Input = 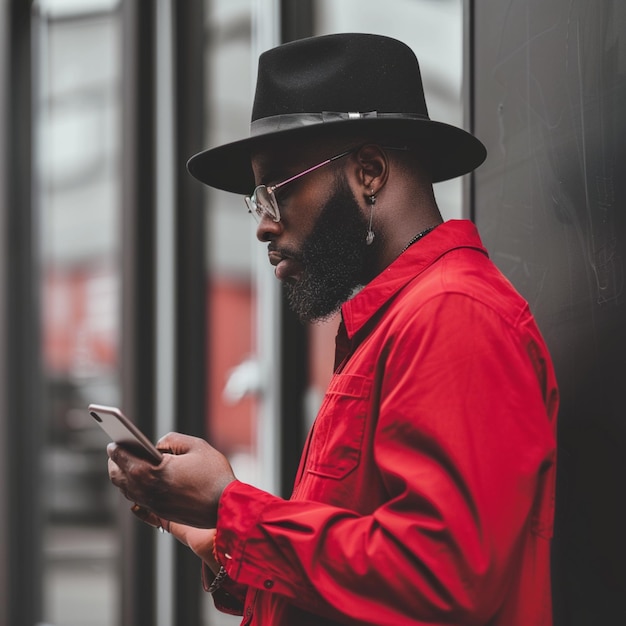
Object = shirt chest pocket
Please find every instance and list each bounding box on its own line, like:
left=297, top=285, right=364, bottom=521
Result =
left=306, top=374, right=371, bottom=480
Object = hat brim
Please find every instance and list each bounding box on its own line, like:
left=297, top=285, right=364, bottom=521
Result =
left=186, top=118, right=486, bottom=194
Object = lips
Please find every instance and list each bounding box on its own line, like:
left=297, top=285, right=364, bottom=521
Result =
left=268, top=249, right=303, bottom=282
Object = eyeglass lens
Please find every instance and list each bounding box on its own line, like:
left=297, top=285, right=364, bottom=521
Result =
left=246, top=186, right=280, bottom=223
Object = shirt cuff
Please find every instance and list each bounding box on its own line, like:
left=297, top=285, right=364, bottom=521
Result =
left=214, top=480, right=280, bottom=584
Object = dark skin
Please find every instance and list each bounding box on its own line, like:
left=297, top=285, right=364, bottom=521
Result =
left=107, top=140, right=443, bottom=572
left=108, top=433, right=230, bottom=574
left=254, top=140, right=442, bottom=278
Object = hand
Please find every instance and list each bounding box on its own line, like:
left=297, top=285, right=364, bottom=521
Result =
left=168, top=523, right=220, bottom=574
left=107, top=432, right=235, bottom=528
left=131, top=505, right=221, bottom=575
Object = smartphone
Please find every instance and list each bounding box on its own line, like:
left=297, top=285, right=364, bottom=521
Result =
left=88, top=403, right=163, bottom=464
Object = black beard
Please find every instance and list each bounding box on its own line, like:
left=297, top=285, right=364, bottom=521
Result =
left=284, top=176, right=372, bottom=323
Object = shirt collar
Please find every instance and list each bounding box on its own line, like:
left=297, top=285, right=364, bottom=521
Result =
left=340, top=220, right=488, bottom=339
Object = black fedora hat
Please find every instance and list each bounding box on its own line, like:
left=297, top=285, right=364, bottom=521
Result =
left=187, top=33, right=486, bottom=194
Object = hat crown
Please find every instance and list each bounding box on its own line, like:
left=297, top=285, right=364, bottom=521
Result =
left=251, top=33, right=429, bottom=122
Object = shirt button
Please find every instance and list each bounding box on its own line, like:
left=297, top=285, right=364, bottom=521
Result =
left=263, top=579, right=274, bottom=589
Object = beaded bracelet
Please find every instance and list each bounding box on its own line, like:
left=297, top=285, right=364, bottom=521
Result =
left=207, top=566, right=228, bottom=594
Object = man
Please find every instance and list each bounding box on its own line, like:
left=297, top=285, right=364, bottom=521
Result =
left=108, top=33, right=558, bottom=625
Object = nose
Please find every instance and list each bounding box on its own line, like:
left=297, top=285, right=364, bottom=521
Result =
left=256, top=214, right=283, bottom=242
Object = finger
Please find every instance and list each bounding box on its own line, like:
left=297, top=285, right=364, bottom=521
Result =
left=156, top=432, right=196, bottom=455
left=107, top=441, right=150, bottom=473
left=107, top=442, right=134, bottom=468
left=131, top=504, right=165, bottom=529
left=107, top=457, right=123, bottom=483
left=108, top=458, right=136, bottom=502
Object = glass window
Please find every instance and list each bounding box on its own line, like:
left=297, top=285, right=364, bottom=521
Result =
left=34, top=2, right=122, bottom=625
left=204, top=0, right=257, bottom=483
left=202, top=0, right=257, bottom=623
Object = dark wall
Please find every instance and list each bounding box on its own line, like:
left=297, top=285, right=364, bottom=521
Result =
left=472, top=1, right=626, bottom=624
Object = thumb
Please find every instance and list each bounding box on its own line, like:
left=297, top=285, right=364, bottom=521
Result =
left=156, top=431, right=197, bottom=455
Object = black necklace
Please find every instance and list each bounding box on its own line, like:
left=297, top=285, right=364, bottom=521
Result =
left=400, top=225, right=438, bottom=254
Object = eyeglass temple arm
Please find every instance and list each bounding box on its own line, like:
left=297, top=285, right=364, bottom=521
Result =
left=268, top=149, right=354, bottom=193
left=267, top=146, right=408, bottom=194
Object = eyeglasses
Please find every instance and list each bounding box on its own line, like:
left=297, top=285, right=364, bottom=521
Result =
left=244, top=149, right=354, bottom=223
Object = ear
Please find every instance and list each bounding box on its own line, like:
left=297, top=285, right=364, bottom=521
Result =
left=352, top=144, right=389, bottom=200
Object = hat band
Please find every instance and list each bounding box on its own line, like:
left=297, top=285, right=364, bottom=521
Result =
left=250, top=111, right=431, bottom=136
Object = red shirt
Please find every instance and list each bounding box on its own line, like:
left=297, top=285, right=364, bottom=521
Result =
left=212, top=220, right=558, bottom=626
